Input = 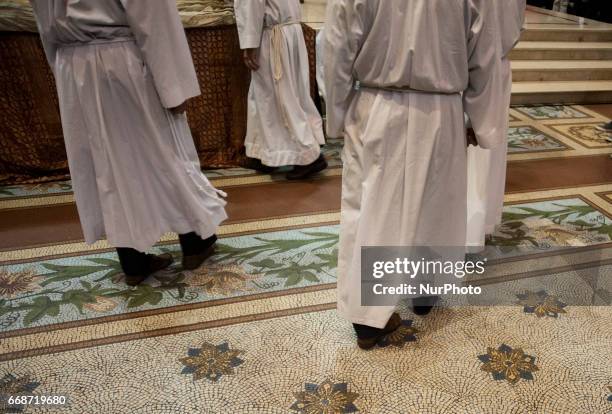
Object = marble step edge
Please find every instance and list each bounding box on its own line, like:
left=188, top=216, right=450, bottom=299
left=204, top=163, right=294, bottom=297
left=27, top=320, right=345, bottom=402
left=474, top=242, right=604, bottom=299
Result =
left=510, top=80, right=612, bottom=105
left=521, top=28, right=612, bottom=42
left=509, top=49, right=612, bottom=61
left=511, top=80, right=612, bottom=93
left=511, top=61, right=612, bottom=81
left=514, top=41, right=612, bottom=50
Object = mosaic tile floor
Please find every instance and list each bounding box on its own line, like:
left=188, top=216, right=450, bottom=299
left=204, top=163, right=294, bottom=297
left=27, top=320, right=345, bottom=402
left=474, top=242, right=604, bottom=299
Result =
left=2, top=304, right=611, bottom=413
left=0, top=104, right=611, bottom=413
left=507, top=125, right=568, bottom=153
left=1, top=196, right=610, bottom=333
left=507, top=105, right=612, bottom=162
left=0, top=183, right=611, bottom=412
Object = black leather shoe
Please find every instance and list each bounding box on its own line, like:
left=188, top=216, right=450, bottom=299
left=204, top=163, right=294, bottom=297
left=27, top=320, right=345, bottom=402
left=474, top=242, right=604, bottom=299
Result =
left=125, top=253, right=174, bottom=286
left=354, top=313, right=402, bottom=350
left=286, top=154, right=327, bottom=180
left=246, top=157, right=277, bottom=174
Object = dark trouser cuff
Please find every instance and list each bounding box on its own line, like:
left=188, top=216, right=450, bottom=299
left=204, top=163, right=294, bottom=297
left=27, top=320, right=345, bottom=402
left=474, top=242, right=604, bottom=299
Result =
left=116, top=247, right=149, bottom=276
left=179, top=232, right=216, bottom=256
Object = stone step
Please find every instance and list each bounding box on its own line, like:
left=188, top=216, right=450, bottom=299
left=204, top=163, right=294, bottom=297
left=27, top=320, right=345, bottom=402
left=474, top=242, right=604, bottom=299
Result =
left=510, top=41, right=612, bottom=60
left=511, top=80, right=612, bottom=105
left=511, top=60, right=612, bottom=82
left=521, top=27, right=612, bottom=42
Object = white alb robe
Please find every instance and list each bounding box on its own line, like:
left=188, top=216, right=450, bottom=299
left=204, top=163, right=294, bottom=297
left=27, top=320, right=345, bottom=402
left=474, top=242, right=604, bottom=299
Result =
left=234, top=0, right=325, bottom=167
left=30, top=0, right=227, bottom=252
left=324, top=0, right=504, bottom=328
left=466, top=0, right=526, bottom=251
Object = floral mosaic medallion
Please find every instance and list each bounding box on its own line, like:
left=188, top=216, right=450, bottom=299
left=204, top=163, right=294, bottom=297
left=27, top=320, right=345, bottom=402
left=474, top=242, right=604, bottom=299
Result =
left=81, top=295, right=119, bottom=313
left=507, top=126, right=567, bottom=153
left=478, top=344, right=539, bottom=385
left=0, top=268, right=43, bottom=299
left=0, top=374, right=41, bottom=413
left=516, top=290, right=567, bottom=318
left=488, top=198, right=611, bottom=257
left=179, top=341, right=244, bottom=382
left=290, top=380, right=360, bottom=414
left=551, top=123, right=612, bottom=149
left=378, top=320, right=418, bottom=348
left=185, top=264, right=261, bottom=296
left=514, top=105, right=589, bottom=120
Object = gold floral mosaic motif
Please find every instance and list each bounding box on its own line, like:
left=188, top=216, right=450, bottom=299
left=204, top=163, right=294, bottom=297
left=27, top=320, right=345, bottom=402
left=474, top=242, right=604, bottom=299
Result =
left=550, top=123, right=612, bottom=149
left=491, top=199, right=611, bottom=252
left=290, top=380, right=360, bottom=414
left=82, top=296, right=119, bottom=313
left=179, top=341, right=244, bottom=383
left=185, top=264, right=260, bottom=296
left=528, top=218, right=608, bottom=247
left=0, top=374, right=40, bottom=413
left=0, top=268, right=42, bottom=298
left=378, top=320, right=419, bottom=348
left=507, top=126, right=567, bottom=153
left=516, top=290, right=567, bottom=318
left=21, top=181, right=72, bottom=194
left=479, top=344, right=539, bottom=385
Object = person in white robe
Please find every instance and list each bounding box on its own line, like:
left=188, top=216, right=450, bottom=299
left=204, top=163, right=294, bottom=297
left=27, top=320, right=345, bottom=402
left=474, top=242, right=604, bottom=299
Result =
left=234, top=0, right=327, bottom=180
left=466, top=0, right=526, bottom=252
left=323, top=0, right=504, bottom=348
left=29, top=0, right=228, bottom=285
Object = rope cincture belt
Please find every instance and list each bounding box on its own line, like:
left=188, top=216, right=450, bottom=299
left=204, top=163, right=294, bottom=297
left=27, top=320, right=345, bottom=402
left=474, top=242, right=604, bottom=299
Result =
left=58, top=36, right=135, bottom=49
left=265, top=20, right=300, bottom=130
left=355, top=81, right=460, bottom=95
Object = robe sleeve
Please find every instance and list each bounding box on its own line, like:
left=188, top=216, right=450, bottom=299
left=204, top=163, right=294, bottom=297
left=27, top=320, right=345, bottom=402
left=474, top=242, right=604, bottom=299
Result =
left=29, top=0, right=58, bottom=70
left=463, top=0, right=504, bottom=150
left=322, top=0, right=368, bottom=138
left=500, top=0, right=526, bottom=58
left=234, top=0, right=266, bottom=49
left=120, top=0, right=200, bottom=109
